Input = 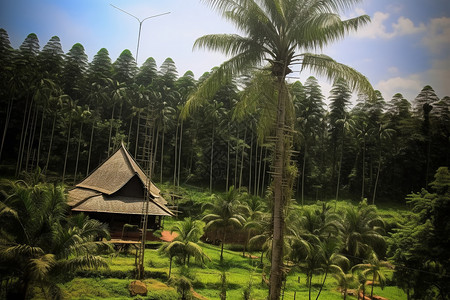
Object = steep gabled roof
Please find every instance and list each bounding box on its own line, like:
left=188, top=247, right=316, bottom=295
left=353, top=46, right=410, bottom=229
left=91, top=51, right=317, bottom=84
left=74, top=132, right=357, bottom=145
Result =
left=68, top=144, right=173, bottom=216
left=76, top=144, right=161, bottom=198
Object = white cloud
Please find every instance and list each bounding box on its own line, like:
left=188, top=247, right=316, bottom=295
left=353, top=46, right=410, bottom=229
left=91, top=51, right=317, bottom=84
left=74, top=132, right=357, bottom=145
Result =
left=354, top=12, right=425, bottom=39
left=376, top=75, right=423, bottom=101
left=422, top=17, right=450, bottom=55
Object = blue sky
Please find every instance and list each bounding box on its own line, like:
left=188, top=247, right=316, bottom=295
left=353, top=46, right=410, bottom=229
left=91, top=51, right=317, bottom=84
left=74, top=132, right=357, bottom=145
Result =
left=1, top=0, right=449, bottom=105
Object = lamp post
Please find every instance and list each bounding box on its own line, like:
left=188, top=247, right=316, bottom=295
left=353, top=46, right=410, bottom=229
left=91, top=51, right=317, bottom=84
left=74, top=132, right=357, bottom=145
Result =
left=111, top=4, right=170, bottom=63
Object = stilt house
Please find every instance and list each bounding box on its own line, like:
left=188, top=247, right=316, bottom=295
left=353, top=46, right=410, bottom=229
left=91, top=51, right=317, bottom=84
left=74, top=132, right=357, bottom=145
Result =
left=68, top=144, right=173, bottom=241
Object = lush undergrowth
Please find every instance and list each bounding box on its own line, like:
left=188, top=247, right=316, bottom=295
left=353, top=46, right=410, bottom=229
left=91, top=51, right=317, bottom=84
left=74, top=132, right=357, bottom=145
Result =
left=58, top=241, right=407, bottom=299
left=50, top=184, right=409, bottom=299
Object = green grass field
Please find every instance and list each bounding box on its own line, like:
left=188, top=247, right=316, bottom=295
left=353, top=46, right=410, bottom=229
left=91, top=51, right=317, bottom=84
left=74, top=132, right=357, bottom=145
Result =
left=58, top=239, right=407, bottom=299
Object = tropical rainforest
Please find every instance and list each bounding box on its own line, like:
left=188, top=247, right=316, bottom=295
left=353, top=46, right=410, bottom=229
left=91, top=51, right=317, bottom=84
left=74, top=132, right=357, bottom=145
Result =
left=0, top=0, right=449, bottom=299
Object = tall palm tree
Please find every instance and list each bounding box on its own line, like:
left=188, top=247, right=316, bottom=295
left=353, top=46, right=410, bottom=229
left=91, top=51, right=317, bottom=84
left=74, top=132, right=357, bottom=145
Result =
left=202, top=185, right=246, bottom=261
left=183, top=1, right=373, bottom=298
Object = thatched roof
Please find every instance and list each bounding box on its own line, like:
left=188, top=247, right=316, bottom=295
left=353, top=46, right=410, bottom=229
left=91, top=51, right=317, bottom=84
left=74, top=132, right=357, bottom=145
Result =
left=68, top=144, right=173, bottom=216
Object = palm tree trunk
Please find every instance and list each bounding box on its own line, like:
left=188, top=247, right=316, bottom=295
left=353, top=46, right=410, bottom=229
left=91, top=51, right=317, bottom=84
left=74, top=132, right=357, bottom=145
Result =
left=177, top=120, right=183, bottom=187
left=248, top=131, right=253, bottom=192
left=160, top=127, right=165, bottom=183
left=234, top=129, right=239, bottom=187
left=86, top=116, right=95, bottom=176
left=44, top=113, right=56, bottom=173
left=210, top=122, right=215, bottom=192
left=254, top=140, right=259, bottom=195
left=169, top=256, right=173, bottom=278
left=301, top=143, right=307, bottom=206
left=257, top=144, right=263, bottom=196
left=62, top=110, right=73, bottom=184
left=315, top=268, right=328, bottom=300
left=269, top=78, right=288, bottom=300
left=361, top=139, right=366, bottom=200
left=36, top=105, right=46, bottom=168
left=372, top=149, right=382, bottom=205
left=135, top=111, right=141, bottom=157
left=173, top=121, right=179, bottom=187
left=16, top=96, right=31, bottom=176
left=153, top=127, right=159, bottom=176
left=107, top=103, right=116, bottom=157
left=370, top=272, right=375, bottom=299
left=239, top=127, right=247, bottom=189
left=261, top=146, right=268, bottom=197
left=226, top=123, right=230, bottom=192
left=0, top=97, right=14, bottom=163
left=336, top=127, right=345, bottom=201
left=220, top=230, right=226, bottom=262
left=73, top=121, right=83, bottom=184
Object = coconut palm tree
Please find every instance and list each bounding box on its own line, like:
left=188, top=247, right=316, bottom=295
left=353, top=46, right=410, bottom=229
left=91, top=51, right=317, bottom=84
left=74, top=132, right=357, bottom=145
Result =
left=333, top=267, right=355, bottom=300
left=352, top=251, right=392, bottom=299
left=202, top=185, right=246, bottom=261
left=342, top=200, right=385, bottom=264
left=158, top=217, right=209, bottom=278
left=183, top=1, right=373, bottom=297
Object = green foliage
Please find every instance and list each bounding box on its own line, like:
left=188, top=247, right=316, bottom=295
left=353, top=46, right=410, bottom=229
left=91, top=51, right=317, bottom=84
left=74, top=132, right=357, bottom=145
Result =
left=389, top=167, right=450, bottom=299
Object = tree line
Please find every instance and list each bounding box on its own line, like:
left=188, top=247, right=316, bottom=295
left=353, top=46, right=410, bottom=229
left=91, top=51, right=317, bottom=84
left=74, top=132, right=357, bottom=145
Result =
left=0, top=28, right=449, bottom=203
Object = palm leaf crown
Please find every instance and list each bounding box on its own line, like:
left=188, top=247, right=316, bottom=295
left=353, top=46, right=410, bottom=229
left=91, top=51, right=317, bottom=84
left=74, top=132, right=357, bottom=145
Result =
left=184, top=0, right=373, bottom=116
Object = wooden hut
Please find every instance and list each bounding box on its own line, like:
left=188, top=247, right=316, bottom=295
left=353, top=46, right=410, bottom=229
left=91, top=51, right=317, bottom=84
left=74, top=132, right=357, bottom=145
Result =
left=68, top=144, right=173, bottom=241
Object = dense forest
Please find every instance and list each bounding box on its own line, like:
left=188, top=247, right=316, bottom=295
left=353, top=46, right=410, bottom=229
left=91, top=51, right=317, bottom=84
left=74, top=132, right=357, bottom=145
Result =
left=0, top=28, right=448, bottom=204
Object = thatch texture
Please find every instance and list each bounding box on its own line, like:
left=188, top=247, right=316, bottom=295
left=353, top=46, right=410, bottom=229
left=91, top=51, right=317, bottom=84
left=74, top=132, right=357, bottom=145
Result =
left=68, top=144, right=172, bottom=216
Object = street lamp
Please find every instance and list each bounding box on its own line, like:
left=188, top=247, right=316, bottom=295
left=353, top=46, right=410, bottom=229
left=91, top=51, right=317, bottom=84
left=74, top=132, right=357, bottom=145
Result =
left=110, top=4, right=170, bottom=63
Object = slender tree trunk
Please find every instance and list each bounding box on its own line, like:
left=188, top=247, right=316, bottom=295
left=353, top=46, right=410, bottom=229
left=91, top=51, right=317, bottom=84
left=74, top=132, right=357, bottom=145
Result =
left=73, top=121, right=83, bottom=185
left=169, top=256, right=172, bottom=278
left=315, top=268, right=328, bottom=300
left=0, top=97, right=14, bottom=163
left=254, top=140, right=259, bottom=195
left=336, top=136, right=344, bottom=202
left=26, top=102, right=39, bottom=171
left=127, top=114, right=133, bottom=146
left=62, top=110, right=73, bottom=184
left=370, top=272, right=375, bottom=299
left=135, top=111, right=141, bottom=157
left=372, top=148, right=382, bottom=205
left=361, top=139, right=366, bottom=200
left=173, top=121, right=179, bottom=187
left=239, top=127, right=247, bottom=189
left=257, top=144, right=263, bottom=197
left=261, top=146, right=268, bottom=197
left=220, top=230, right=226, bottom=262
left=248, top=131, right=253, bottom=192
left=226, top=123, right=230, bottom=192
left=36, top=104, right=46, bottom=168
left=107, top=103, right=116, bottom=157
left=86, top=116, right=95, bottom=176
left=153, top=127, right=159, bottom=176
left=16, top=97, right=30, bottom=176
left=210, top=122, right=215, bottom=192
left=44, top=113, right=56, bottom=173
left=177, top=120, right=183, bottom=188
left=160, top=127, right=165, bottom=183
left=269, top=78, right=288, bottom=300
left=301, top=143, right=307, bottom=206
left=234, top=129, right=239, bottom=187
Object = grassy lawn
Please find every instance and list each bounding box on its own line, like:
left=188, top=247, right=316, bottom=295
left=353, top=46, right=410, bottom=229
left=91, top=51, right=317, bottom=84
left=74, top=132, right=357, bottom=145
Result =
left=58, top=238, right=406, bottom=299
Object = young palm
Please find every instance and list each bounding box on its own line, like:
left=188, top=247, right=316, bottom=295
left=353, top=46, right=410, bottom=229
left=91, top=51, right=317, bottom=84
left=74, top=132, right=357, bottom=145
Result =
left=0, top=180, right=110, bottom=299
left=159, top=217, right=210, bottom=278
left=352, top=251, right=392, bottom=299
left=183, top=1, right=373, bottom=298
left=202, top=185, right=246, bottom=261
